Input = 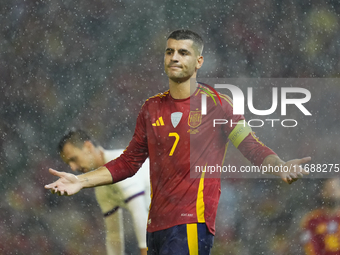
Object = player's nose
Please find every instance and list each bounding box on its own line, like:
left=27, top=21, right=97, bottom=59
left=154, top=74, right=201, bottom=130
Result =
left=69, top=162, right=79, bottom=172
left=171, top=51, right=180, bottom=61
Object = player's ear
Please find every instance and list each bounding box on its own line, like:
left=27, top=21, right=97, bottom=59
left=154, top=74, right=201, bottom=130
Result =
left=196, top=55, right=204, bottom=70
left=83, top=140, right=95, bottom=151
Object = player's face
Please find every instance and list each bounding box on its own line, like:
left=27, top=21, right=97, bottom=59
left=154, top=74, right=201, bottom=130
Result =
left=60, top=142, right=97, bottom=173
left=164, top=39, right=203, bottom=82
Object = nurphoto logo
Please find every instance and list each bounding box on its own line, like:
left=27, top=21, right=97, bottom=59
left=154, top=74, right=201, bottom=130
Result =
left=200, top=83, right=312, bottom=128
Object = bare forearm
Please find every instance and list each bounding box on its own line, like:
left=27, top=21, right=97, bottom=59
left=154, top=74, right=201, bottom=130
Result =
left=78, top=166, right=113, bottom=188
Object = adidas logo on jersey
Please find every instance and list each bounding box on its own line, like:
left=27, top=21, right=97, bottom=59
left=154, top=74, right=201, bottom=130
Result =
left=152, top=117, right=164, bottom=126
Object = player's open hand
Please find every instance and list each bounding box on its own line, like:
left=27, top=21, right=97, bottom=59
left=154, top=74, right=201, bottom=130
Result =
left=44, top=168, right=83, bottom=196
left=279, top=157, right=311, bottom=184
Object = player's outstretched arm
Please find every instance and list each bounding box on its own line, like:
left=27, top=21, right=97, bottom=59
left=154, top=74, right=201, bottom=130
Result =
left=262, top=155, right=311, bottom=184
left=44, top=166, right=113, bottom=196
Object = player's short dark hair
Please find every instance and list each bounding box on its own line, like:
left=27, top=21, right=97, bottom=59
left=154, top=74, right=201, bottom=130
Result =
left=167, top=29, right=204, bottom=55
left=58, top=128, right=97, bottom=153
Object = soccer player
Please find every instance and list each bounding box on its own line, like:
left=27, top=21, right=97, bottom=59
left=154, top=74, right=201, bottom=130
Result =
left=45, top=29, right=310, bottom=254
left=58, top=129, right=150, bottom=255
left=300, top=179, right=340, bottom=255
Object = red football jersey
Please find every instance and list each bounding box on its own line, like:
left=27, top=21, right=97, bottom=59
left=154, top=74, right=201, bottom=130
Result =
left=105, top=84, right=275, bottom=234
left=301, top=209, right=340, bottom=255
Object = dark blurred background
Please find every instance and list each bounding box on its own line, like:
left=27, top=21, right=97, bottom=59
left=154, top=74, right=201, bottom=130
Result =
left=1, top=0, right=340, bottom=254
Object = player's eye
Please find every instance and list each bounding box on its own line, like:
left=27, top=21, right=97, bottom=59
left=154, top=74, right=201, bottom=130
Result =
left=179, top=50, right=189, bottom=56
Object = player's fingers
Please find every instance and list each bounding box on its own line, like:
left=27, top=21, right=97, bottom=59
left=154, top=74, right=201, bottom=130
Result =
left=297, top=157, right=312, bottom=165
left=300, top=166, right=310, bottom=175
left=297, top=168, right=307, bottom=177
left=49, top=168, right=67, bottom=178
left=286, top=177, right=293, bottom=184
left=302, top=167, right=310, bottom=175
left=284, top=171, right=301, bottom=184
left=291, top=167, right=307, bottom=179
left=294, top=163, right=310, bottom=177
left=59, top=190, right=69, bottom=196
left=297, top=172, right=304, bottom=177
left=294, top=165, right=304, bottom=176
left=288, top=176, right=298, bottom=184
left=45, top=181, right=58, bottom=189
left=289, top=172, right=298, bottom=179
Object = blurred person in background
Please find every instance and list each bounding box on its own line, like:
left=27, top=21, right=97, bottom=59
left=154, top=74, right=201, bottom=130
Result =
left=300, top=178, right=340, bottom=255
left=58, top=128, right=150, bottom=255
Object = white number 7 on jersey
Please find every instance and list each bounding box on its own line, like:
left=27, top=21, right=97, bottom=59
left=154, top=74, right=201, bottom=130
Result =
left=168, top=132, right=180, bottom=156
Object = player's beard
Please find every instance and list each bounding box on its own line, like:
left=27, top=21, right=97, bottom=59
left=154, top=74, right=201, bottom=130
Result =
left=165, top=66, right=195, bottom=83
left=169, top=74, right=190, bottom=83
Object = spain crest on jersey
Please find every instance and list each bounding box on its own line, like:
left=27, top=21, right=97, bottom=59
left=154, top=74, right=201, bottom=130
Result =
left=188, top=110, right=202, bottom=128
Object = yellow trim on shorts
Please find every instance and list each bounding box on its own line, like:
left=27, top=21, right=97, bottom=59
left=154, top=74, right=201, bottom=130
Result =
left=187, top=223, right=199, bottom=255
left=228, top=120, right=252, bottom=148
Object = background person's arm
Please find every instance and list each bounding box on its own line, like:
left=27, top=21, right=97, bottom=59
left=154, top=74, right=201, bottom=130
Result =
left=125, top=195, right=148, bottom=255
left=95, top=186, right=125, bottom=255
left=103, top=208, right=125, bottom=255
